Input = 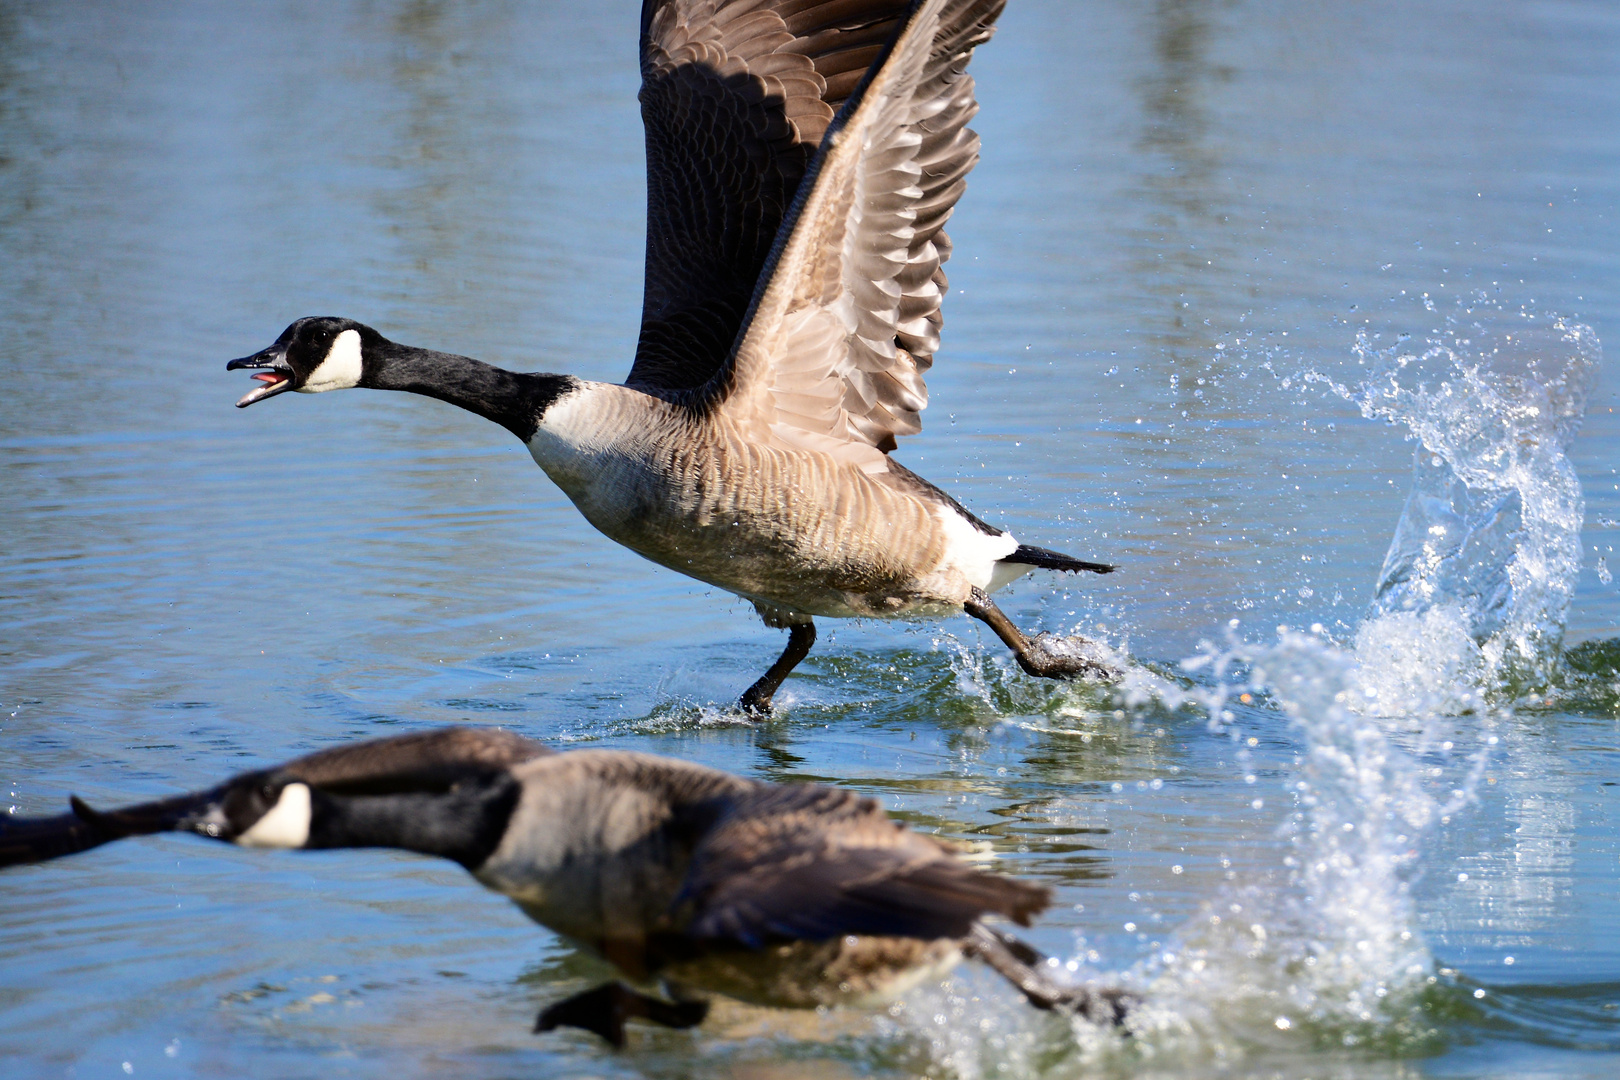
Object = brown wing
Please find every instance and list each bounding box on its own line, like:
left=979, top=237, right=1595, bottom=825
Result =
left=628, top=0, right=914, bottom=392
left=674, top=781, right=1048, bottom=946
left=697, top=0, right=1004, bottom=469
left=276, top=726, right=551, bottom=794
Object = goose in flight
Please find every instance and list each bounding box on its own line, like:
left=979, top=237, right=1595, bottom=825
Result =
left=0, top=727, right=1128, bottom=1044
left=228, top=0, right=1117, bottom=712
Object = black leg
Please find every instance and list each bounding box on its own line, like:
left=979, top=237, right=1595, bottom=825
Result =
left=963, top=588, right=1118, bottom=680
left=964, top=925, right=1133, bottom=1026
left=535, top=982, right=710, bottom=1048
left=738, top=621, right=816, bottom=715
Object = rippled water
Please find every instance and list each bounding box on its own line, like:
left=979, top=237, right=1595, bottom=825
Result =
left=3, top=2, right=1618, bottom=1078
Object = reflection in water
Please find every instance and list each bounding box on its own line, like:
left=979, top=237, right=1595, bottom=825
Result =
left=376, top=1, right=513, bottom=308
left=1127, top=0, right=1240, bottom=359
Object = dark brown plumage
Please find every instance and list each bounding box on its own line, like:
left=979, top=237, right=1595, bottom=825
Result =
left=632, top=0, right=1004, bottom=454
left=630, top=0, right=918, bottom=392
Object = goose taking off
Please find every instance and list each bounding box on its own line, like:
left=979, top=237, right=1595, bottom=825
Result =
left=228, top=0, right=1117, bottom=713
left=0, top=727, right=1128, bottom=1045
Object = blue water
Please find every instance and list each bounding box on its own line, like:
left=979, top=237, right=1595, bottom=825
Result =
left=2, top=2, right=1618, bottom=1077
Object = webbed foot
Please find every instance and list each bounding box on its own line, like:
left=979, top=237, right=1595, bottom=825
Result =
left=1016, top=632, right=1120, bottom=681
left=964, top=588, right=1122, bottom=682
left=535, top=982, right=709, bottom=1048
left=737, top=621, right=816, bottom=716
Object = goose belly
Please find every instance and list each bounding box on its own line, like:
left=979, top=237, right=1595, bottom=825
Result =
left=530, top=407, right=1000, bottom=618
left=660, top=935, right=963, bottom=1010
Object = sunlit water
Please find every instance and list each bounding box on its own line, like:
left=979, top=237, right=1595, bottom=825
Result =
left=3, top=3, right=1618, bottom=1078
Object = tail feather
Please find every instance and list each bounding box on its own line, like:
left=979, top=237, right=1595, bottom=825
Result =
left=1002, top=545, right=1115, bottom=575
left=964, top=923, right=1132, bottom=1025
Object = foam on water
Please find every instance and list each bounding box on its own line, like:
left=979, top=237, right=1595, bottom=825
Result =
left=1116, top=630, right=1484, bottom=1063
left=1126, top=308, right=1594, bottom=1062
left=1335, top=302, right=1599, bottom=693
left=895, top=305, right=1601, bottom=1076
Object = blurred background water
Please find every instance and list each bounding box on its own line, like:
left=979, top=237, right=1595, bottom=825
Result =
left=2, top=1, right=1618, bottom=1077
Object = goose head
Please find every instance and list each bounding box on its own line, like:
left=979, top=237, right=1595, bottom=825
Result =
left=68, top=772, right=315, bottom=850
left=227, top=316, right=374, bottom=408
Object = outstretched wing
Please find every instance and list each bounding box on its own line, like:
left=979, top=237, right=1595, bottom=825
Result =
left=629, top=0, right=914, bottom=392
left=673, top=781, right=1047, bottom=947
left=697, top=0, right=1004, bottom=471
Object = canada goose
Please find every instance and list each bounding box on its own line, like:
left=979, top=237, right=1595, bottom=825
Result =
left=228, top=0, right=1118, bottom=713
left=1, top=727, right=1127, bottom=1045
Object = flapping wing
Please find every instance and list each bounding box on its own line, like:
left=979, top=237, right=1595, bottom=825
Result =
left=629, top=0, right=914, bottom=392
left=699, top=0, right=1004, bottom=471
left=674, top=781, right=1048, bottom=947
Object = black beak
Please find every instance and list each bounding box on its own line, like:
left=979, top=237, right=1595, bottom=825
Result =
left=227, top=345, right=295, bottom=408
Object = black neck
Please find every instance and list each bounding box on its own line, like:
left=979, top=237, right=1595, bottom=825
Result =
left=363, top=335, right=575, bottom=441
left=304, top=775, right=521, bottom=870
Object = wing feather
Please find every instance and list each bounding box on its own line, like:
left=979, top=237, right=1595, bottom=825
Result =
left=629, top=1, right=913, bottom=393
left=699, top=0, right=1005, bottom=468
left=674, top=782, right=1049, bottom=947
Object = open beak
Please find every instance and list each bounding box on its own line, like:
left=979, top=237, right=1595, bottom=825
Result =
left=226, top=345, right=296, bottom=408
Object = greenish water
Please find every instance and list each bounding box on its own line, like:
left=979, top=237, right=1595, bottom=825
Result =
left=2, top=2, right=1618, bottom=1077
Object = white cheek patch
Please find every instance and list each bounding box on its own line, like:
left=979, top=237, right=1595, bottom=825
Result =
left=236, top=783, right=313, bottom=849
left=297, top=329, right=363, bottom=394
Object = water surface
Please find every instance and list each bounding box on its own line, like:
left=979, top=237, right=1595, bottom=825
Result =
left=2, top=2, right=1618, bottom=1077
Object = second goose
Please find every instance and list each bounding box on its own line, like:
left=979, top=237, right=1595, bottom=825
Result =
left=1, top=726, right=1128, bottom=1045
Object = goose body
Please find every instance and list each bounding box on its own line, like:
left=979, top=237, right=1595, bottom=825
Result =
left=227, top=0, right=1119, bottom=708
left=0, top=727, right=1126, bottom=1043
left=531, top=379, right=1021, bottom=622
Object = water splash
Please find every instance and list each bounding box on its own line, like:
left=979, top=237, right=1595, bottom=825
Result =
left=1333, top=306, right=1599, bottom=690
left=987, top=303, right=1599, bottom=1071
left=1122, top=307, right=1598, bottom=1051
left=1072, top=630, right=1474, bottom=1069
left=883, top=301, right=1601, bottom=1076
